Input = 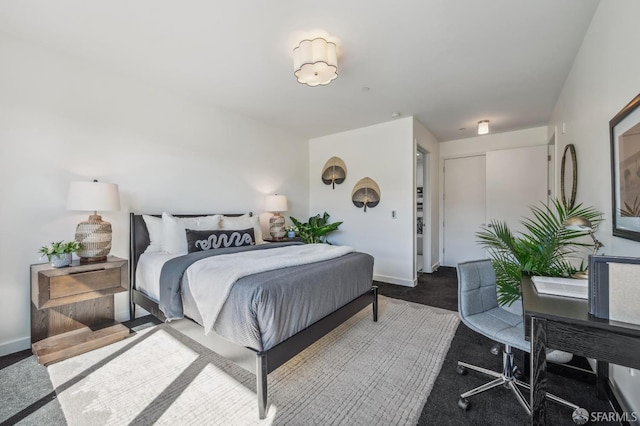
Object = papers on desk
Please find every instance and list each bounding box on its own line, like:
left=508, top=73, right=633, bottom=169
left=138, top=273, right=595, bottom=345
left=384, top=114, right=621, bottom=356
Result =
left=531, top=276, right=588, bottom=299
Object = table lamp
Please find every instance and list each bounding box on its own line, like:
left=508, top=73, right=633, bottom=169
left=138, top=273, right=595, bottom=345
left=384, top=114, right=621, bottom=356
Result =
left=67, top=180, right=120, bottom=263
left=265, top=194, right=288, bottom=240
left=563, top=216, right=603, bottom=278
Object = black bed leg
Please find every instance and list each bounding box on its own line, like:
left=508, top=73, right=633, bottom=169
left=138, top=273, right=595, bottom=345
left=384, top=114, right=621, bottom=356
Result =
left=372, top=285, right=378, bottom=322
left=129, top=296, right=135, bottom=322
left=256, top=354, right=268, bottom=419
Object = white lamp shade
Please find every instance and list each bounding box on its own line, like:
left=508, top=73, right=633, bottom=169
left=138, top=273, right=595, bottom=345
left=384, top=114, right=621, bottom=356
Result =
left=265, top=194, right=288, bottom=212
left=478, top=120, right=490, bottom=135
left=67, top=181, right=120, bottom=212
left=293, top=38, right=338, bottom=87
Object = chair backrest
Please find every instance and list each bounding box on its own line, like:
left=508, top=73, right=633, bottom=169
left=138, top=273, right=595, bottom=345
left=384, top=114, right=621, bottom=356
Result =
left=457, top=259, right=499, bottom=319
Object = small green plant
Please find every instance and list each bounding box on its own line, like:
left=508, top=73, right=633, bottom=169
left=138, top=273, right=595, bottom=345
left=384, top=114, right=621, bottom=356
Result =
left=286, top=225, right=299, bottom=233
left=38, top=240, right=80, bottom=262
left=290, top=212, right=342, bottom=244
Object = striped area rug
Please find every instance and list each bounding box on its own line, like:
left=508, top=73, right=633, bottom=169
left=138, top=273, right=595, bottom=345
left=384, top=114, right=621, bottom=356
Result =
left=48, top=296, right=459, bottom=425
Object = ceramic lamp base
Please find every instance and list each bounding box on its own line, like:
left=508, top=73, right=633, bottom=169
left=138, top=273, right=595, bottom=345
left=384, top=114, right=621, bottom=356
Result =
left=75, top=214, right=112, bottom=262
left=269, top=213, right=286, bottom=239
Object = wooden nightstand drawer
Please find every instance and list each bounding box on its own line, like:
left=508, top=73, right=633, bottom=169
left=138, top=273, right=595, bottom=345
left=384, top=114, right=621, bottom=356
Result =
left=49, top=267, right=121, bottom=299
left=31, top=256, right=128, bottom=309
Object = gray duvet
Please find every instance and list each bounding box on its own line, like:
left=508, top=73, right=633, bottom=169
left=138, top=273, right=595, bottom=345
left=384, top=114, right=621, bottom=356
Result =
left=159, top=243, right=374, bottom=352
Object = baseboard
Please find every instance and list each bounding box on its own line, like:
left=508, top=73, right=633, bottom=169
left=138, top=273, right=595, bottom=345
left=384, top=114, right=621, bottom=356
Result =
left=115, top=307, right=131, bottom=323
left=0, top=336, right=30, bottom=357
left=373, top=274, right=415, bottom=287
left=431, top=262, right=440, bottom=272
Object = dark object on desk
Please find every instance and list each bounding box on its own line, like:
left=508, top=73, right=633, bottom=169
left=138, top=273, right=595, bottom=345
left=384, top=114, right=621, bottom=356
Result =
left=589, top=254, right=640, bottom=319
left=455, top=260, right=583, bottom=421
left=522, top=275, right=640, bottom=425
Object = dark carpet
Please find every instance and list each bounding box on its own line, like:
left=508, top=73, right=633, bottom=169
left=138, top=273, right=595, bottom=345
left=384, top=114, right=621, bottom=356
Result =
left=377, top=267, right=617, bottom=426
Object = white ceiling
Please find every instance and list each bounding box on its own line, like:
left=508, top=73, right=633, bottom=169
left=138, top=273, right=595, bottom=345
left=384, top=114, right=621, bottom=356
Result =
left=0, top=0, right=599, bottom=142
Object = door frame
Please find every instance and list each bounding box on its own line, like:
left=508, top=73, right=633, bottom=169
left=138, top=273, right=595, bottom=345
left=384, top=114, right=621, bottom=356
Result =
left=547, top=129, right=557, bottom=205
left=441, top=154, right=487, bottom=267
left=416, top=145, right=431, bottom=277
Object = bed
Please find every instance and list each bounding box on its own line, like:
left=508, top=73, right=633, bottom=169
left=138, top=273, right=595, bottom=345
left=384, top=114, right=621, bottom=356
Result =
left=129, top=212, right=378, bottom=419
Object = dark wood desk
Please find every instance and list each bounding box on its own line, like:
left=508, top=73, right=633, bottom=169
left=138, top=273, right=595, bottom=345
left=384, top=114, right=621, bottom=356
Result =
left=521, top=276, right=640, bottom=425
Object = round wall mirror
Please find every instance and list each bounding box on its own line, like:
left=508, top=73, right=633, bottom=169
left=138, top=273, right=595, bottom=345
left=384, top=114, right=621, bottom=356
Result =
left=560, top=144, right=577, bottom=209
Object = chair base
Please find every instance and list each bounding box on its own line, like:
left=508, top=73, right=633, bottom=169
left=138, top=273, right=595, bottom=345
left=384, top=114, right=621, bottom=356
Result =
left=457, top=344, right=589, bottom=424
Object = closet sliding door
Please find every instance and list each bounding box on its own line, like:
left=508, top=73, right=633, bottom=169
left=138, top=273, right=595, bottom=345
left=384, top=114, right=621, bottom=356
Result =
left=442, top=145, right=547, bottom=267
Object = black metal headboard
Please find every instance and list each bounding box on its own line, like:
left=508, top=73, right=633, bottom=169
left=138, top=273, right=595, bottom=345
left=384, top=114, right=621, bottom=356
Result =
left=129, top=212, right=250, bottom=292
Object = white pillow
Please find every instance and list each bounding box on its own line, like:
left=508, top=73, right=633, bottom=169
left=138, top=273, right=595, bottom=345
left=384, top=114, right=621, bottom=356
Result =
left=142, top=215, right=163, bottom=253
left=161, top=212, right=223, bottom=254
left=220, top=213, right=264, bottom=244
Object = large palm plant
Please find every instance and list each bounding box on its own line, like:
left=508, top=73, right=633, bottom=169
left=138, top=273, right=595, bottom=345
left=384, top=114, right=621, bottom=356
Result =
left=476, top=199, right=603, bottom=306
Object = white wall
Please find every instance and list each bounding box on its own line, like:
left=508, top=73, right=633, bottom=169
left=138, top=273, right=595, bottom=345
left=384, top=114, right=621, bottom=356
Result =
left=547, top=0, right=640, bottom=414
left=309, top=118, right=416, bottom=286
left=440, top=126, right=548, bottom=158
left=0, top=34, right=309, bottom=356
left=413, top=118, right=440, bottom=272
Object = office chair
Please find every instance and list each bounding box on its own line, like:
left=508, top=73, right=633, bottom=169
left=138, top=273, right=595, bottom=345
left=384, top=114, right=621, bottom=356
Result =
left=456, top=259, right=587, bottom=422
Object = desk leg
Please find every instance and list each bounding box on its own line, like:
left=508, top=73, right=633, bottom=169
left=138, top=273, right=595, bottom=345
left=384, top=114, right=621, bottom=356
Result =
left=596, top=360, right=609, bottom=400
left=530, top=316, right=547, bottom=426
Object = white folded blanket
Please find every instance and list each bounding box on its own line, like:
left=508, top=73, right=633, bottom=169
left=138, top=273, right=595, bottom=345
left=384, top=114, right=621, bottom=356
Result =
left=186, top=243, right=354, bottom=334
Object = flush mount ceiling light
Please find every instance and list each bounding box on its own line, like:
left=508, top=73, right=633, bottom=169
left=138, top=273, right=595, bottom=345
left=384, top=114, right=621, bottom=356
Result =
left=293, top=37, right=338, bottom=87
left=478, top=120, right=490, bottom=135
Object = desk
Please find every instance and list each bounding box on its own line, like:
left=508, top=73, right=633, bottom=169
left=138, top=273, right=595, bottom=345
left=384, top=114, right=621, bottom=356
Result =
left=521, top=276, right=640, bottom=425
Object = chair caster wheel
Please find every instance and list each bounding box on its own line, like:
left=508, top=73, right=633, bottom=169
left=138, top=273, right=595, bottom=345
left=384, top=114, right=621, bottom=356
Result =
left=490, top=344, right=500, bottom=356
left=456, top=365, right=467, bottom=375
left=513, top=367, right=525, bottom=381
left=572, top=407, right=589, bottom=425
left=458, top=398, right=469, bottom=411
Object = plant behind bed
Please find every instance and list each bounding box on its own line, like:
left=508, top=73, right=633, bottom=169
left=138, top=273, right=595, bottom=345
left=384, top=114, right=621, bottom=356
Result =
left=290, top=212, right=342, bottom=244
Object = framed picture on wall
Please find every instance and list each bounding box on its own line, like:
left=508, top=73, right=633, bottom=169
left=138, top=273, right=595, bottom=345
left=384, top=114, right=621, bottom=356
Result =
left=610, top=93, right=640, bottom=241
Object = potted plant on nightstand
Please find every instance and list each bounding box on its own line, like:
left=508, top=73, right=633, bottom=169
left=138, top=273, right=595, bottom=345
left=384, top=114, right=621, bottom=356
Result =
left=38, top=240, right=80, bottom=268
left=286, top=225, right=298, bottom=239
left=290, top=212, right=342, bottom=244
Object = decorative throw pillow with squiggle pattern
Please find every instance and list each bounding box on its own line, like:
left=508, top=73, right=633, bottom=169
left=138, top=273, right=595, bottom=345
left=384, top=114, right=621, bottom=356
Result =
left=185, top=228, right=255, bottom=253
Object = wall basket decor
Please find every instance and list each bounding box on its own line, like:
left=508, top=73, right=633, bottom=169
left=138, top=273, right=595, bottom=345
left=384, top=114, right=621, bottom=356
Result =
left=321, top=156, right=347, bottom=189
left=352, top=177, right=380, bottom=212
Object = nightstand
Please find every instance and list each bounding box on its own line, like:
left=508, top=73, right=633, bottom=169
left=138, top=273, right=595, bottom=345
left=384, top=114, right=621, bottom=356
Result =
left=264, top=237, right=303, bottom=243
left=30, top=256, right=130, bottom=365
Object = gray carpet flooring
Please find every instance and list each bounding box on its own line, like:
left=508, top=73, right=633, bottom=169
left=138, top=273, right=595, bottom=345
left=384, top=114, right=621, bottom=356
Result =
left=0, top=268, right=618, bottom=425
left=0, top=351, right=65, bottom=425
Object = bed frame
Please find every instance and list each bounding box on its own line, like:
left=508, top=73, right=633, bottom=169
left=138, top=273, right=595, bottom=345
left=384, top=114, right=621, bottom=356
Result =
left=129, top=213, right=378, bottom=419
